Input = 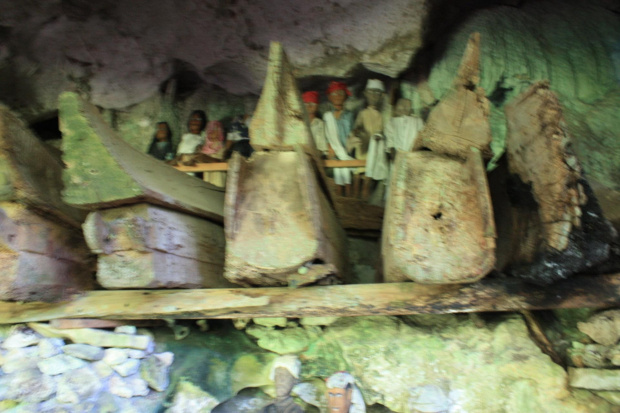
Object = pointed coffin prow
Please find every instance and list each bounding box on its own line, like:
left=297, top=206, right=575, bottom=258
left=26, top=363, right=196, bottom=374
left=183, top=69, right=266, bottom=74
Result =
left=417, top=32, right=492, bottom=159
left=250, top=42, right=316, bottom=152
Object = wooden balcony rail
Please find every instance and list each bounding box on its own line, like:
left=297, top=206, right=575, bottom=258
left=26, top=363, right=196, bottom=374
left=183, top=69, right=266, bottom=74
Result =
left=173, top=159, right=367, bottom=173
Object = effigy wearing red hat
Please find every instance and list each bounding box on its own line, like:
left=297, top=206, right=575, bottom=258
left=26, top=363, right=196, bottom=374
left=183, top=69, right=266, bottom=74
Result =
left=326, top=81, right=352, bottom=96
left=302, top=91, right=319, bottom=104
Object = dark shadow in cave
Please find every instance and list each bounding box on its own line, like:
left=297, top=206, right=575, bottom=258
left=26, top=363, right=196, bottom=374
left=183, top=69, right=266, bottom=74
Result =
left=401, top=0, right=526, bottom=83
left=159, top=59, right=205, bottom=100
left=30, top=116, right=62, bottom=141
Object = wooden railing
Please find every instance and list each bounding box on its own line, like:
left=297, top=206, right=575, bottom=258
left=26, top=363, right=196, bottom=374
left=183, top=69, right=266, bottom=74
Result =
left=173, top=159, right=367, bottom=173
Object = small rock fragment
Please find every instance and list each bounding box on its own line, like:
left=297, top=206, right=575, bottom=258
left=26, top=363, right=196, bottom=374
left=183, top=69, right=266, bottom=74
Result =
left=253, top=317, right=288, bottom=328
left=63, top=343, right=104, bottom=361
left=38, top=354, right=87, bottom=376
left=2, top=347, right=40, bottom=373
left=115, top=325, right=137, bottom=335
left=569, top=367, right=620, bottom=391
left=141, top=354, right=171, bottom=392
left=103, top=348, right=129, bottom=366
left=299, top=317, right=340, bottom=326
left=2, top=326, right=41, bottom=349
left=92, top=360, right=115, bottom=379
left=56, top=366, right=103, bottom=404
left=577, top=310, right=620, bottom=346
left=127, top=376, right=150, bottom=397
left=112, top=359, right=141, bottom=377
left=109, top=375, right=134, bottom=398
left=154, top=351, right=175, bottom=367
left=128, top=349, right=146, bottom=359
left=38, top=338, right=64, bottom=358
left=0, top=368, right=55, bottom=403
left=568, top=344, right=611, bottom=368
left=165, top=380, right=219, bottom=413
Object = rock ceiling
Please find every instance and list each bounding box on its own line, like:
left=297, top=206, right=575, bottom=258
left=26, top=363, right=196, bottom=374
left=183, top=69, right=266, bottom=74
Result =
left=0, top=0, right=568, bottom=117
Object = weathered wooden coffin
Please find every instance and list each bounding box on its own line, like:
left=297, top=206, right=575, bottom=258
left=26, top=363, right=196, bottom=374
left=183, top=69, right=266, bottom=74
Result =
left=0, top=105, right=94, bottom=301
left=83, top=203, right=229, bottom=289
left=58, top=92, right=231, bottom=289
left=224, top=42, right=348, bottom=286
left=0, top=202, right=94, bottom=301
left=502, top=81, right=616, bottom=283
left=382, top=150, right=495, bottom=283
left=58, top=91, right=225, bottom=222
left=382, top=32, right=496, bottom=284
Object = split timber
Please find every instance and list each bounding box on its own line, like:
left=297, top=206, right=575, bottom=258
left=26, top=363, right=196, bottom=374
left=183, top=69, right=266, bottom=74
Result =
left=0, top=273, right=618, bottom=324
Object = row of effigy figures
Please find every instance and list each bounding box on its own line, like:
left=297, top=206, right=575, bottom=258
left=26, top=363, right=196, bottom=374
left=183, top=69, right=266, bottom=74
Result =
left=303, top=80, right=424, bottom=199
left=145, top=79, right=424, bottom=200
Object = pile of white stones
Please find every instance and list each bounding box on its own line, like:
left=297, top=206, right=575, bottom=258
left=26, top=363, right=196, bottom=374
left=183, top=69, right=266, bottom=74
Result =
left=568, top=309, right=620, bottom=405
left=0, top=324, right=173, bottom=412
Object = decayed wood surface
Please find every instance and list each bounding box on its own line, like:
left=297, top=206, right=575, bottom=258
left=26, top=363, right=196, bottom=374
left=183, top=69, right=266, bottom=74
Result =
left=333, top=195, right=384, bottom=231
left=505, top=81, right=585, bottom=253
left=225, top=151, right=347, bottom=286
left=0, top=105, right=87, bottom=228
left=417, top=33, right=493, bottom=159
left=0, top=202, right=94, bottom=302
left=0, top=273, right=618, bottom=323
left=175, top=159, right=381, bottom=232
left=59, top=92, right=224, bottom=222
left=83, top=203, right=230, bottom=289
left=382, top=149, right=496, bottom=283
left=249, top=42, right=316, bottom=153
left=224, top=42, right=347, bottom=286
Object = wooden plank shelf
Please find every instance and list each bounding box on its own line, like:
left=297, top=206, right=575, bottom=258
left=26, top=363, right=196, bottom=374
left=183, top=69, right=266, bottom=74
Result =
left=1, top=274, right=618, bottom=323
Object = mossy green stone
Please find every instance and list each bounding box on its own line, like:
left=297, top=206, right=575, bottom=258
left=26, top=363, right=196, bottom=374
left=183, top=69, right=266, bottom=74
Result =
left=59, top=92, right=143, bottom=206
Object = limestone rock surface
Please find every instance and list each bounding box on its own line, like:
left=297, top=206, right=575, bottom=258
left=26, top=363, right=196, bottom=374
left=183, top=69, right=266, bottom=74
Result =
left=300, top=315, right=612, bottom=412
left=0, top=0, right=427, bottom=116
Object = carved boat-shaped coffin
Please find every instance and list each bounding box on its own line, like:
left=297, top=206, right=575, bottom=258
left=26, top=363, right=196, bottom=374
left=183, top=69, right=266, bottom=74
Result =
left=224, top=42, right=347, bottom=287
left=382, top=33, right=496, bottom=284
left=59, top=92, right=228, bottom=289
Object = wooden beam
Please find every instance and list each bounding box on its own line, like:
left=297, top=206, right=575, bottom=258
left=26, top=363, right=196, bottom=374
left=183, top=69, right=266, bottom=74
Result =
left=324, top=159, right=367, bottom=168
left=173, top=159, right=367, bottom=173
left=0, top=274, right=618, bottom=323
left=175, top=162, right=229, bottom=172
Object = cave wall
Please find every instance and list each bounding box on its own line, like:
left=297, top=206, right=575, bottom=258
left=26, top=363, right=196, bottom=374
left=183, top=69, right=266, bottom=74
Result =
left=404, top=1, right=620, bottom=190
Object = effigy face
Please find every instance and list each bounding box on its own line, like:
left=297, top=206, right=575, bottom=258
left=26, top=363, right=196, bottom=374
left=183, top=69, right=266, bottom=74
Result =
left=364, top=88, right=383, bottom=107
left=327, top=386, right=352, bottom=412
left=328, top=89, right=347, bottom=107
left=394, top=98, right=412, bottom=117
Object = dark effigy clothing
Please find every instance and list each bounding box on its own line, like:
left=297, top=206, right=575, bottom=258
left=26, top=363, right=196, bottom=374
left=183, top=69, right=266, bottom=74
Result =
left=261, top=397, right=303, bottom=413
left=148, top=140, right=173, bottom=160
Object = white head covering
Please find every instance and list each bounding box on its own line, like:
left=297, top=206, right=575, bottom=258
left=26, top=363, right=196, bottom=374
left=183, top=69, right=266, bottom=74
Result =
left=365, top=79, right=385, bottom=92
left=269, top=355, right=302, bottom=381
left=326, top=372, right=366, bottom=413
